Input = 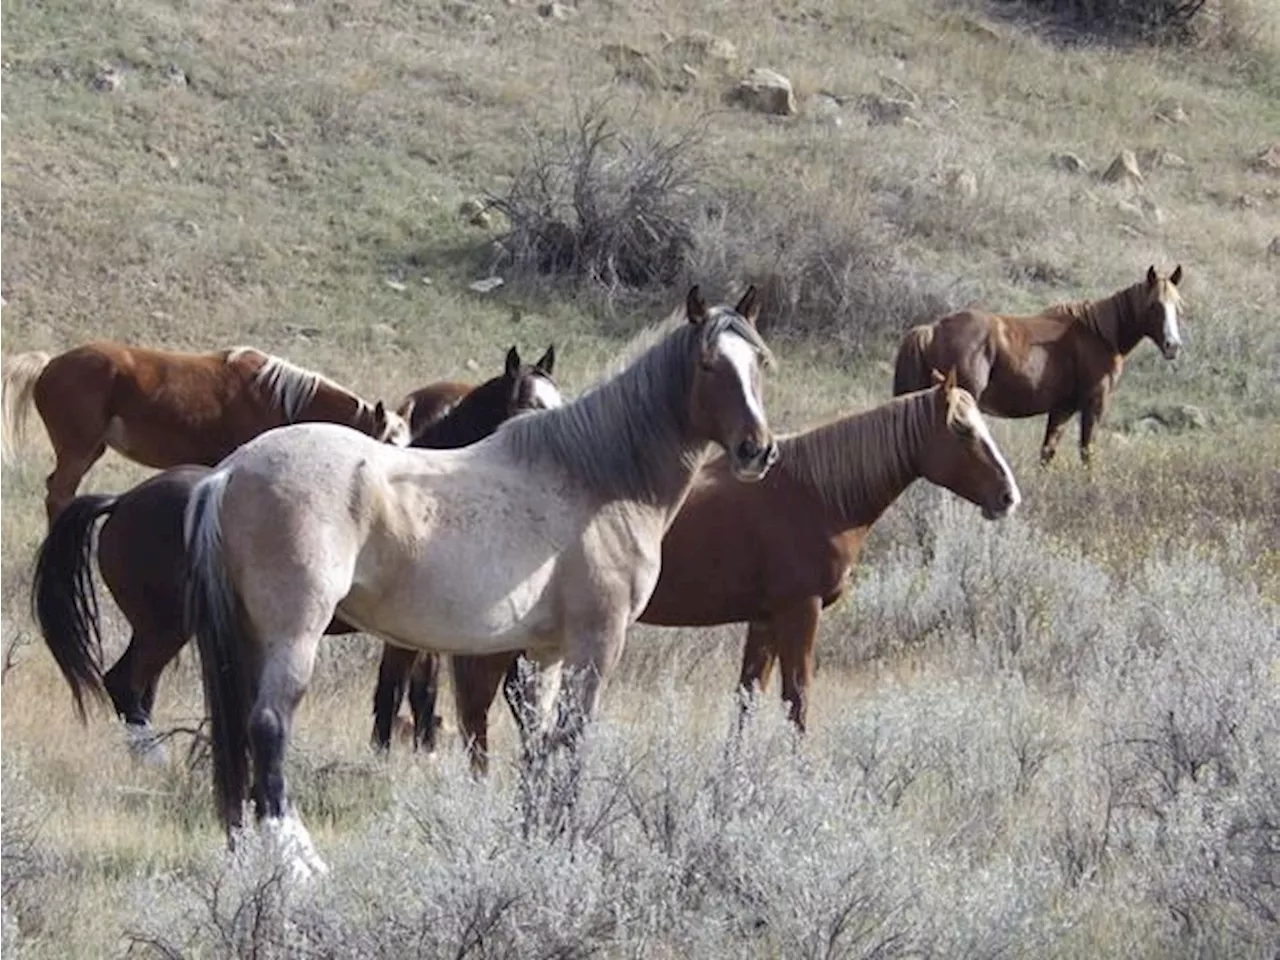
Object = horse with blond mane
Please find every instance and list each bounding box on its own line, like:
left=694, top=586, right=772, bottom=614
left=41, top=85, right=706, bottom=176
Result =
left=184, top=287, right=776, bottom=878
left=1, top=342, right=411, bottom=520
left=893, top=266, right=1184, bottom=465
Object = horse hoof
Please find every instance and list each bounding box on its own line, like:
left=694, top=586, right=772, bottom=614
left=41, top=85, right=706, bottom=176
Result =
left=124, top=725, right=170, bottom=767
left=262, top=814, right=330, bottom=884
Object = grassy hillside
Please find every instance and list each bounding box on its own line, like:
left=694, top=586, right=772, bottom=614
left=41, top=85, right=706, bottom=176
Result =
left=2, top=0, right=1278, bottom=956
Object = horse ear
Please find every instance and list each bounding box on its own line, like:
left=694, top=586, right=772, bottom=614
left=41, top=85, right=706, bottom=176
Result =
left=734, top=285, right=760, bottom=327
left=1146, top=265, right=1158, bottom=287
left=930, top=369, right=947, bottom=387
left=375, top=400, right=387, bottom=421
left=505, top=346, right=521, bottom=378
left=686, top=285, right=708, bottom=325
left=1170, top=264, right=1182, bottom=286
left=535, top=344, right=556, bottom=375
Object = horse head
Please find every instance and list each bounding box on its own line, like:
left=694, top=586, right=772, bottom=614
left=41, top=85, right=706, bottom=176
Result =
left=371, top=401, right=412, bottom=446
left=686, top=285, right=778, bottom=482
left=1139, top=264, right=1184, bottom=361
left=922, top=369, right=1021, bottom=520
left=503, top=344, right=563, bottom=417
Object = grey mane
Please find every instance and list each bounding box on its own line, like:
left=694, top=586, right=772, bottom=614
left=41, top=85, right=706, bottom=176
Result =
left=503, top=305, right=771, bottom=505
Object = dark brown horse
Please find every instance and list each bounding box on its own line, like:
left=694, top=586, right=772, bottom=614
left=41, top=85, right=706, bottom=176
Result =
left=378, top=371, right=1021, bottom=771
left=29, top=346, right=560, bottom=756
left=1, top=342, right=412, bottom=521
left=396, top=346, right=557, bottom=443
left=892, top=266, right=1184, bottom=465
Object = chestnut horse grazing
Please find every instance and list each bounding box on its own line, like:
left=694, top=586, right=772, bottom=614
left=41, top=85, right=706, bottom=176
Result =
left=892, top=266, right=1184, bottom=464
left=1, top=342, right=411, bottom=520
left=183, top=287, right=774, bottom=877
left=385, top=371, right=1021, bottom=770
left=29, top=347, right=561, bottom=758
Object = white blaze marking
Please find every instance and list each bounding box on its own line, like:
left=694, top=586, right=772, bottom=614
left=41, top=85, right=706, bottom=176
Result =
left=386, top=411, right=412, bottom=446
left=969, top=407, right=1020, bottom=512
left=532, top=375, right=564, bottom=409
left=719, top=332, right=765, bottom=428
left=1163, top=301, right=1182, bottom=350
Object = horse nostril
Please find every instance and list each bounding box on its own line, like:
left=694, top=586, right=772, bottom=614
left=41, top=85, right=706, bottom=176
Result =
left=1001, top=490, right=1015, bottom=507
left=737, top=439, right=760, bottom=462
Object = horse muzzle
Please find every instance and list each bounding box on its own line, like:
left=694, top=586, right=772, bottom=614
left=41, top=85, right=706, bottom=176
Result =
left=982, top=486, right=1021, bottom=521
left=731, top=437, right=779, bottom=482
left=1161, top=341, right=1181, bottom=361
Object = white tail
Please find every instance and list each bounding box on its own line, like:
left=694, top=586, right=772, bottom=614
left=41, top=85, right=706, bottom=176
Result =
left=1, top=350, right=52, bottom=461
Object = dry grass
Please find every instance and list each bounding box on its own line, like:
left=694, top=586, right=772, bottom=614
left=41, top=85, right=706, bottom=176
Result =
left=3, top=0, right=1279, bottom=954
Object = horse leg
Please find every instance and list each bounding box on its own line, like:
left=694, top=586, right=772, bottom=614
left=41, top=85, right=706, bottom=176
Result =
left=522, top=643, right=607, bottom=838
left=45, top=442, right=107, bottom=522
left=736, top=620, right=776, bottom=728
left=103, top=639, right=169, bottom=766
left=103, top=643, right=149, bottom=726
left=1040, top=407, right=1076, bottom=466
left=544, top=647, right=610, bottom=819
left=453, top=653, right=513, bottom=776
left=250, top=634, right=328, bottom=881
left=407, top=653, right=442, bottom=754
left=773, top=597, right=822, bottom=732
left=371, top=644, right=415, bottom=751
left=1078, top=392, right=1109, bottom=466
left=512, top=651, right=565, bottom=759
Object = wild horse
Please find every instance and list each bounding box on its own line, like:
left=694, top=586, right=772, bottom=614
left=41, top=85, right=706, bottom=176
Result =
left=893, top=265, right=1185, bottom=465
left=184, top=286, right=774, bottom=878
left=2, top=342, right=411, bottom=520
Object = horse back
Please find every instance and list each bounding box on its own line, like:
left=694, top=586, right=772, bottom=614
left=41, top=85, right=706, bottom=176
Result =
left=45, top=341, right=255, bottom=410
left=397, top=381, right=472, bottom=438
left=46, top=342, right=284, bottom=464
left=966, top=311, right=1086, bottom=416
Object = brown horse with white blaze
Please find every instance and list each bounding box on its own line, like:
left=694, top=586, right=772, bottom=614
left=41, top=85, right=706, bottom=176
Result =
left=892, top=266, right=1185, bottom=465
left=1, top=342, right=411, bottom=520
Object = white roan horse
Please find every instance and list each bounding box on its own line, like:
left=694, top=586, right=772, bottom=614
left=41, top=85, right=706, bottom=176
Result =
left=184, top=286, right=777, bottom=878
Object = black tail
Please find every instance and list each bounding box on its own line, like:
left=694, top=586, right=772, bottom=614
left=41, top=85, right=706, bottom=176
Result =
left=184, top=471, right=251, bottom=838
left=31, top=493, right=119, bottom=721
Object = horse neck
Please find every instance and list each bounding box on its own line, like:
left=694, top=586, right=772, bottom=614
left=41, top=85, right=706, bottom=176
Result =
left=413, top=388, right=502, bottom=450
left=308, top=385, right=378, bottom=435
left=779, top=392, right=930, bottom=531
left=1072, top=283, right=1145, bottom=356
left=504, top=326, right=709, bottom=514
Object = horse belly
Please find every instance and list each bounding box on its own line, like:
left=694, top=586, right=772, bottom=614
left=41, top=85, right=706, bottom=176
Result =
left=983, top=364, right=1051, bottom=418
left=103, top=417, right=137, bottom=456
left=104, top=415, right=228, bottom=468
left=342, top=550, right=559, bottom=657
